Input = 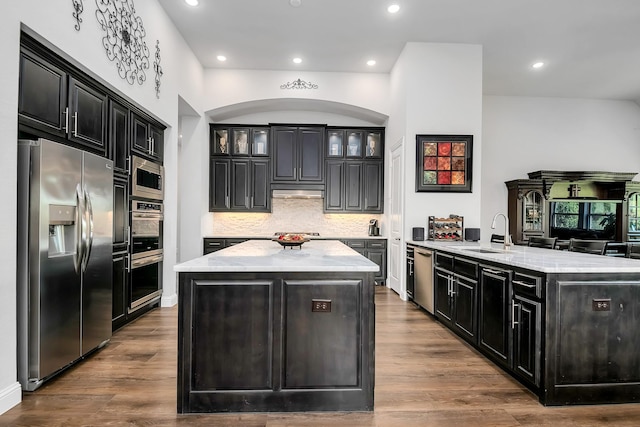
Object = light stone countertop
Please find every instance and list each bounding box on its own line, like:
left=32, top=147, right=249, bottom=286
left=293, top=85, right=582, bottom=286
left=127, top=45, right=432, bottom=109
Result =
left=406, top=240, right=640, bottom=273
left=175, top=239, right=380, bottom=273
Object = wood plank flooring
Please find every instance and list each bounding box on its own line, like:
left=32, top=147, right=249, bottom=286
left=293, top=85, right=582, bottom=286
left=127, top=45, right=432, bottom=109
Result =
left=3, top=286, right=640, bottom=426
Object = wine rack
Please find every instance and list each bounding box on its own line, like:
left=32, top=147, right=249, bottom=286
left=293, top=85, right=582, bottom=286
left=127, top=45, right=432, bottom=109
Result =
left=428, top=216, right=464, bottom=241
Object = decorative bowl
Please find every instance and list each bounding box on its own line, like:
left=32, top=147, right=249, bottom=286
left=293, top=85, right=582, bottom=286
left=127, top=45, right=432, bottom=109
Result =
left=272, top=237, right=309, bottom=249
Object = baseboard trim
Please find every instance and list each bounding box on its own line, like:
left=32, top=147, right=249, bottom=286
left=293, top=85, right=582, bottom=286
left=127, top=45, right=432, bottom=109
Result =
left=0, top=381, right=22, bottom=415
left=161, top=292, right=177, bottom=307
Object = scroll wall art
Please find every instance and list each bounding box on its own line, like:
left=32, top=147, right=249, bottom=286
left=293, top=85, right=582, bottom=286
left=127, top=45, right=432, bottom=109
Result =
left=95, top=0, right=150, bottom=86
left=415, top=134, right=473, bottom=193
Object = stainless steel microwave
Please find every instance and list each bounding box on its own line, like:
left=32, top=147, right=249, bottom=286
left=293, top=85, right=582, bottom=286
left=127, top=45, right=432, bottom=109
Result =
left=131, top=156, right=164, bottom=201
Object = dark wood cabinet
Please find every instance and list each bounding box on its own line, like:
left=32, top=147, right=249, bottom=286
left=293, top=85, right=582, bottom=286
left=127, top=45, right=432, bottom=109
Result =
left=345, top=162, right=363, bottom=210
left=19, top=48, right=107, bottom=154
left=513, top=294, right=541, bottom=387
left=210, top=158, right=271, bottom=212
left=272, top=126, right=323, bottom=183
left=210, top=125, right=272, bottom=212
left=342, top=239, right=387, bottom=284
left=112, top=251, right=129, bottom=331
left=363, top=162, right=383, bottom=212
left=478, top=265, right=512, bottom=368
left=109, top=100, right=129, bottom=177
left=230, top=160, right=250, bottom=210
left=113, top=178, right=129, bottom=253
left=67, top=77, right=107, bottom=151
left=209, top=158, right=231, bottom=211
left=325, top=161, right=344, bottom=211
left=18, top=48, right=67, bottom=137
left=434, top=254, right=478, bottom=344
left=323, top=127, right=384, bottom=214
left=131, top=112, right=163, bottom=161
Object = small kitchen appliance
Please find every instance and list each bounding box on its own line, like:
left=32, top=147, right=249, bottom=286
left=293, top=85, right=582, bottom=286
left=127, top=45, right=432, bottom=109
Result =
left=368, top=219, right=380, bottom=236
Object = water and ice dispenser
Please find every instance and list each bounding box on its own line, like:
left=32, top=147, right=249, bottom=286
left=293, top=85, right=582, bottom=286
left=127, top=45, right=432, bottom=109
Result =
left=48, top=204, right=76, bottom=256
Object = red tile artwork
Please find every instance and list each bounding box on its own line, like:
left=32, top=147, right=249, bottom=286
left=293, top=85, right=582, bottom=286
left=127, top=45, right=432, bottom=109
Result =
left=422, top=140, right=467, bottom=187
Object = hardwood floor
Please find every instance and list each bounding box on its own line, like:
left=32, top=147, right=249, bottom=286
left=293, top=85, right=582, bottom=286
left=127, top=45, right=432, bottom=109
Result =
left=3, top=286, right=640, bottom=426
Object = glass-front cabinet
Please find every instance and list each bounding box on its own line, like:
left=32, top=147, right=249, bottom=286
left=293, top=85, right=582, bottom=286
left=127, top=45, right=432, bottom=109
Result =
left=626, top=191, right=640, bottom=241
left=523, top=190, right=544, bottom=235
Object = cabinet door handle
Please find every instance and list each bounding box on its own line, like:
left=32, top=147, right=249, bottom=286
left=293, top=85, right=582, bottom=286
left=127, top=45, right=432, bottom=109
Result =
left=512, top=301, right=519, bottom=328
left=72, top=112, right=78, bottom=137
left=125, top=254, right=131, bottom=273
left=450, top=277, right=456, bottom=297
left=513, top=280, right=536, bottom=288
left=484, top=268, right=504, bottom=275
left=63, top=107, right=69, bottom=133
left=125, top=225, right=130, bottom=246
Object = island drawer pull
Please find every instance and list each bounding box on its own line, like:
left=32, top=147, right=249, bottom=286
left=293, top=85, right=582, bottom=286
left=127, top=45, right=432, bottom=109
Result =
left=513, top=280, right=536, bottom=288
left=484, top=268, right=506, bottom=275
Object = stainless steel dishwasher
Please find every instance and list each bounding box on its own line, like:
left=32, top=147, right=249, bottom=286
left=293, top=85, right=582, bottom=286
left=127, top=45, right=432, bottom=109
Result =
left=414, top=247, right=434, bottom=314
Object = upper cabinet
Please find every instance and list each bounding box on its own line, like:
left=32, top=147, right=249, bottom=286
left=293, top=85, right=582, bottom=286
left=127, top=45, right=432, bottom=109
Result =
left=209, top=124, right=272, bottom=212
left=272, top=126, right=324, bottom=183
left=109, top=100, right=129, bottom=177
left=131, top=112, right=164, bottom=162
left=324, top=127, right=384, bottom=214
left=19, top=48, right=107, bottom=155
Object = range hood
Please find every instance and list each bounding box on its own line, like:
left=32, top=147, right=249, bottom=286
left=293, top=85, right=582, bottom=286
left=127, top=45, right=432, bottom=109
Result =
left=272, top=189, right=324, bottom=199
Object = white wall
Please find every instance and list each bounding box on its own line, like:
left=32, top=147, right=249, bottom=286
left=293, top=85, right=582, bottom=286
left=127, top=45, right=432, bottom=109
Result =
left=391, top=43, right=484, bottom=236
left=481, top=96, right=640, bottom=240
left=203, top=69, right=390, bottom=115
left=0, top=0, right=204, bottom=413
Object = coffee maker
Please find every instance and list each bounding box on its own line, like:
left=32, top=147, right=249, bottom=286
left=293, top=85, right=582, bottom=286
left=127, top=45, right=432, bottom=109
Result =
left=368, top=219, right=380, bottom=236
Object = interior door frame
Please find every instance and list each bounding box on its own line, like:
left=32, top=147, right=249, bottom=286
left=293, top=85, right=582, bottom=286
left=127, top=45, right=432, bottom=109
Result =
left=387, top=136, right=405, bottom=297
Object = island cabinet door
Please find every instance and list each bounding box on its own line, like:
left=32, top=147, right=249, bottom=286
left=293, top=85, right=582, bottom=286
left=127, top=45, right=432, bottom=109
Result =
left=188, top=279, right=276, bottom=391
left=283, top=279, right=361, bottom=389
left=513, top=294, right=541, bottom=388
left=478, top=266, right=512, bottom=369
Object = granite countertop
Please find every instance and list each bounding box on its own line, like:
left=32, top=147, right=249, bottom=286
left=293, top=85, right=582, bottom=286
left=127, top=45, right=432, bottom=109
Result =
left=176, top=240, right=380, bottom=273
left=406, top=240, right=640, bottom=274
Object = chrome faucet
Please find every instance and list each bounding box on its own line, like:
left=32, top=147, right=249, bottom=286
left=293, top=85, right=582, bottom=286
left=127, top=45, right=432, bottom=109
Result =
left=491, top=212, right=512, bottom=250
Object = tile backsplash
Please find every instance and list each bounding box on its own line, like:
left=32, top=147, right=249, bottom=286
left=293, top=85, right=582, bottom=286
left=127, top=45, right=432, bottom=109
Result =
left=211, top=199, right=383, bottom=237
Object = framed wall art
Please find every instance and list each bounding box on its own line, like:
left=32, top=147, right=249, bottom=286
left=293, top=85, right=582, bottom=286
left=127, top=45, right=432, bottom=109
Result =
left=416, top=134, right=473, bottom=193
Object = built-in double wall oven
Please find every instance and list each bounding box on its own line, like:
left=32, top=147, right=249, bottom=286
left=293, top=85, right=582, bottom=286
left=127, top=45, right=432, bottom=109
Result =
left=129, top=156, right=164, bottom=313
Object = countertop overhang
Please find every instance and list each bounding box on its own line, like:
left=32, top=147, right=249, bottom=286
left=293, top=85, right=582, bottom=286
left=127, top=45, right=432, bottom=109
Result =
left=175, top=239, right=380, bottom=273
left=407, top=240, right=640, bottom=273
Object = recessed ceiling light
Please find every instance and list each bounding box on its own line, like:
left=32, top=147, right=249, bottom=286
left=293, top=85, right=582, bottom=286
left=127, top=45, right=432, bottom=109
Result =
left=532, top=61, right=545, bottom=69
left=367, top=60, right=376, bottom=66
left=217, top=55, right=227, bottom=62
left=387, top=4, right=400, bottom=13
left=185, top=0, right=198, bottom=6
left=293, top=57, right=302, bottom=64
left=289, top=0, right=302, bottom=7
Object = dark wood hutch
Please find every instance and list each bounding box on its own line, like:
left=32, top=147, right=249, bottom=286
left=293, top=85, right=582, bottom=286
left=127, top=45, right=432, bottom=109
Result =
left=506, top=171, right=640, bottom=245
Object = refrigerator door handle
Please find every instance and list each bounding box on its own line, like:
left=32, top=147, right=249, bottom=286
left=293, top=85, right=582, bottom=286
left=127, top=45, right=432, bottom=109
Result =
left=74, top=184, right=84, bottom=274
left=81, top=186, right=94, bottom=272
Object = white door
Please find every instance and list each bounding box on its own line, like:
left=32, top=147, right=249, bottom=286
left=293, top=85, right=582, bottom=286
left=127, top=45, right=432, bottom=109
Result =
left=388, top=138, right=405, bottom=296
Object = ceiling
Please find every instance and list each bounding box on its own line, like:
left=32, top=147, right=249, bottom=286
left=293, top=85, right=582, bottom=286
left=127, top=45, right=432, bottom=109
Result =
left=157, top=0, right=640, bottom=104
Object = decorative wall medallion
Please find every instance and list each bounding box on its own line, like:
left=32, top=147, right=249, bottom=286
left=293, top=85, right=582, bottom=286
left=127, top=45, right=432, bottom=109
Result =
left=95, top=0, right=150, bottom=85
left=153, top=40, right=163, bottom=99
left=72, top=0, right=84, bottom=31
left=280, top=79, right=318, bottom=89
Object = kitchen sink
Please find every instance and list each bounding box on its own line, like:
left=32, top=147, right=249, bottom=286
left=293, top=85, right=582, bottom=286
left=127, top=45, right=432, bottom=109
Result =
left=462, top=248, right=504, bottom=254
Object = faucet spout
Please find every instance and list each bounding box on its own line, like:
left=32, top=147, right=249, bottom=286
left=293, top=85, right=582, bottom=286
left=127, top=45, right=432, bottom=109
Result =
left=491, top=212, right=512, bottom=250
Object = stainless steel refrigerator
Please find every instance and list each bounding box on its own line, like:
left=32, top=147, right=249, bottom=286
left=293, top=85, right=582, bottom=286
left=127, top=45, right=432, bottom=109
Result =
left=17, top=138, right=113, bottom=391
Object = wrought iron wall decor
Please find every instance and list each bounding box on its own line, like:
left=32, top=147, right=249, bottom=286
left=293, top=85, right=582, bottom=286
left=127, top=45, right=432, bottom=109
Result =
left=95, top=0, right=150, bottom=85
left=72, top=0, right=84, bottom=31
left=280, top=78, right=318, bottom=89
left=153, top=40, right=163, bottom=99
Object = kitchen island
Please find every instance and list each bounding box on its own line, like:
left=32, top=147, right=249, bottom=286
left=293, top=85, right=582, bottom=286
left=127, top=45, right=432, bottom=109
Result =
left=408, top=239, right=640, bottom=406
left=174, top=240, right=378, bottom=413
